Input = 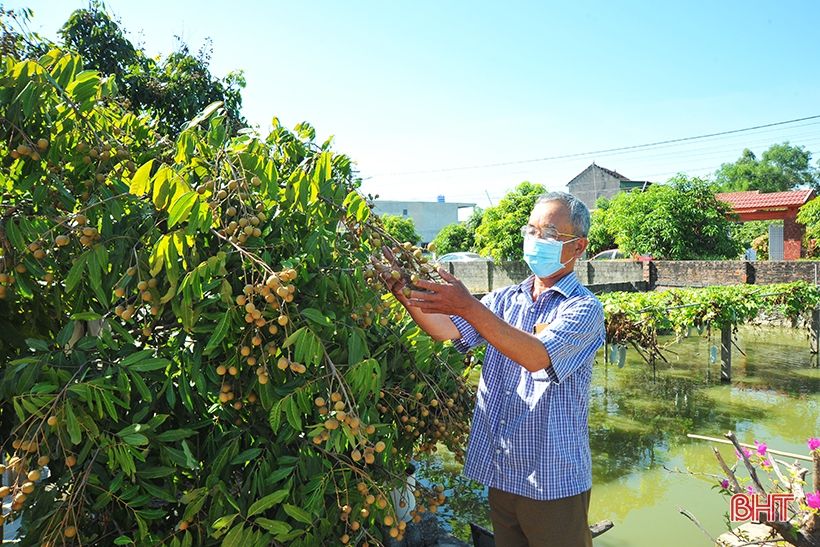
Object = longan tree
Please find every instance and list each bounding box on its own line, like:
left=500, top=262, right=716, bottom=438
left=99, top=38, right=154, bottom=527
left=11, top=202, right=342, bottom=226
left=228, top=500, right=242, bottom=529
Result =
left=0, top=42, right=474, bottom=547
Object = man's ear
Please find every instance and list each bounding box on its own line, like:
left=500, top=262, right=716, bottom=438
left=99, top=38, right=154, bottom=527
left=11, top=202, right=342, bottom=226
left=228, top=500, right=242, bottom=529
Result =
left=575, top=238, right=589, bottom=257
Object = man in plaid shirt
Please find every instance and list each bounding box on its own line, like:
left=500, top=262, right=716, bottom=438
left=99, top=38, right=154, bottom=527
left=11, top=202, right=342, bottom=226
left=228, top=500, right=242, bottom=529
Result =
left=383, top=192, right=604, bottom=547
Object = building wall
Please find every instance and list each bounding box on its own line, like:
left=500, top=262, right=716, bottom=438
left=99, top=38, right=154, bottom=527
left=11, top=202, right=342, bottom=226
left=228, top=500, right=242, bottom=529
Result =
left=373, top=200, right=475, bottom=244
left=567, top=167, right=623, bottom=210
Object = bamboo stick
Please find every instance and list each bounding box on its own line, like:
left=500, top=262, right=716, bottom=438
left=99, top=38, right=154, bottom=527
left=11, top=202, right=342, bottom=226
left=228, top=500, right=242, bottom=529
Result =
left=687, top=433, right=812, bottom=462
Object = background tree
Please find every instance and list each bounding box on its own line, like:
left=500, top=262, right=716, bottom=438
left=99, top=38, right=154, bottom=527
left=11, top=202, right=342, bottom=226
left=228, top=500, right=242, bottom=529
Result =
left=797, top=197, right=820, bottom=257
left=430, top=223, right=470, bottom=255
left=474, top=182, right=545, bottom=261
left=381, top=214, right=420, bottom=244
left=59, top=2, right=245, bottom=136
left=730, top=220, right=773, bottom=247
left=586, top=197, right=617, bottom=256
left=715, top=142, right=820, bottom=193
left=430, top=207, right=483, bottom=255
left=606, top=175, right=741, bottom=259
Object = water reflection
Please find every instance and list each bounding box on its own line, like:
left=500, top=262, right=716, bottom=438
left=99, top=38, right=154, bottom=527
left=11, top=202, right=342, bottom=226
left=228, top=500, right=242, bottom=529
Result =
left=416, top=325, right=820, bottom=546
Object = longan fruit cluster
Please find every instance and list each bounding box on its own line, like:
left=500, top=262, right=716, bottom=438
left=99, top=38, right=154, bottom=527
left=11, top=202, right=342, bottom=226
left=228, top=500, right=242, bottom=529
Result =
left=8, top=137, right=48, bottom=161
left=366, top=238, right=438, bottom=297
left=222, top=268, right=298, bottom=385
left=311, top=393, right=382, bottom=455
left=113, top=267, right=162, bottom=324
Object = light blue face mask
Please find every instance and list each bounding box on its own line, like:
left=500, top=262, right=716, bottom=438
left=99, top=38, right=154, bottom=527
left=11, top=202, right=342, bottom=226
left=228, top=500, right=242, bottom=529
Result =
left=523, top=234, right=578, bottom=278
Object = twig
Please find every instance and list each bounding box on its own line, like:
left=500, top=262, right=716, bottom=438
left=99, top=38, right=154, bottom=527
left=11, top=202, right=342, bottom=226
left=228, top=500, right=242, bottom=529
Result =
left=687, top=434, right=813, bottom=462
left=714, top=447, right=742, bottom=493
left=726, top=431, right=767, bottom=495
left=679, top=508, right=719, bottom=544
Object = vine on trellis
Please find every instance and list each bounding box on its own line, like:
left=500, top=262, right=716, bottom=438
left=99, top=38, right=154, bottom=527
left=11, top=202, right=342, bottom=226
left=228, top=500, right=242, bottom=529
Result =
left=599, top=282, right=820, bottom=367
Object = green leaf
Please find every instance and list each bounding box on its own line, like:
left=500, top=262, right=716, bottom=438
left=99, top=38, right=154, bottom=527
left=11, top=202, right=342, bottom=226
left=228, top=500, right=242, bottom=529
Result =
left=121, top=350, right=154, bottom=368
left=347, top=328, right=368, bottom=364
left=113, top=536, right=133, bottom=545
left=181, top=440, right=198, bottom=469
left=25, top=338, right=49, bottom=352
left=230, top=447, right=262, bottom=466
left=311, top=151, right=332, bottom=185
left=247, top=489, right=289, bottom=517
left=186, top=101, right=223, bottom=129
left=254, top=518, right=291, bottom=535
left=268, top=399, right=283, bottom=432
left=168, top=191, right=198, bottom=228
left=65, top=254, right=87, bottom=293
left=155, top=429, right=196, bottom=442
left=282, top=503, right=313, bottom=525
left=72, top=311, right=102, bottom=320
left=128, top=371, right=152, bottom=402
left=127, top=358, right=170, bottom=372
left=204, top=309, right=231, bottom=355
left=301, top=308, right=331, bottom=328
left=150, top=235, right=170, bottom=277
left=130, top=159, right=154, bottom=196
left=65, top=403, right=82, bottom=445
left=212, top=513, right=238, bottom=531
left=121, top=433, right=149, bottom=446
left=5, top=218, right=25, bottom=250
left=221, top=524, right=245, bottom=547
left=285, top=399, right=301, bottom=431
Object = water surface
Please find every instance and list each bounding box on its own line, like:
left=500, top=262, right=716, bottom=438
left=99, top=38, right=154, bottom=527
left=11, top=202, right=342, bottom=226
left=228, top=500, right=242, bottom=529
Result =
left=417, top=325, right=820, bottom=546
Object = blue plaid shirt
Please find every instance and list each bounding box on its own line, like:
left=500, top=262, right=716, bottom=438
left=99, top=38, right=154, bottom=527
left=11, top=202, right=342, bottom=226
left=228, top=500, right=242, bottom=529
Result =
left=451, top=272, right=605, bottom=501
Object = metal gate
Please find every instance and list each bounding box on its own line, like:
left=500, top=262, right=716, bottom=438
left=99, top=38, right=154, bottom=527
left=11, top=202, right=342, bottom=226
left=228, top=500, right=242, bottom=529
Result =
left=769, top=224, right=784, bottom=260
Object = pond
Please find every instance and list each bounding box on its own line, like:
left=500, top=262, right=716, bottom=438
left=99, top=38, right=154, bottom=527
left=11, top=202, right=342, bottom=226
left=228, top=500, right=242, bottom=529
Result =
left=415, top=324, right=820, bottom=546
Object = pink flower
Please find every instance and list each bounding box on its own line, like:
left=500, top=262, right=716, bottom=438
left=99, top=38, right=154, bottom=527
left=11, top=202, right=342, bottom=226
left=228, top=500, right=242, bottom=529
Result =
left=808, top=438, right=820, bottom=452
left=754, top=441, right=767, bottom=456
left=746, top=485, right=755, bottom=495
left=720, top=479, right=729, bottom=489
left=761, top=459, right=771, bottom=468
left=807, top=491, right=820, bottom=510
left=736, top=447, right=752, bottom=460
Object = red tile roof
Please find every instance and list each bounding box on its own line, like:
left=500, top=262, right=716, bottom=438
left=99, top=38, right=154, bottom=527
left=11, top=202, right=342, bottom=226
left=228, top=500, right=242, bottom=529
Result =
left=716, top=189, right=815, bottom=210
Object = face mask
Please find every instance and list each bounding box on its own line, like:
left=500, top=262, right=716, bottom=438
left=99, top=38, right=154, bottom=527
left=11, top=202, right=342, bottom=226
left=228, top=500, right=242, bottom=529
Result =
left=523, top=235, right=577, bottom=278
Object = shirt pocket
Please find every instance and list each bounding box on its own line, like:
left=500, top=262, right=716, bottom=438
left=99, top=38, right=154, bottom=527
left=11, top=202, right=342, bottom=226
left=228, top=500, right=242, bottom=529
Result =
left=530, top=369, right=552, bottom=383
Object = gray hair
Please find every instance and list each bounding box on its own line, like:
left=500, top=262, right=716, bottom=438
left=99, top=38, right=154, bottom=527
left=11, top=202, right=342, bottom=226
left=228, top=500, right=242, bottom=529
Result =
left=535, top=191, right=591, bottom=237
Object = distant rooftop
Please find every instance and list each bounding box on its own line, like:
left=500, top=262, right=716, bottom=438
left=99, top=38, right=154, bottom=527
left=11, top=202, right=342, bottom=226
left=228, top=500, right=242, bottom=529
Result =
left=716, top=189, right=814, bottom=210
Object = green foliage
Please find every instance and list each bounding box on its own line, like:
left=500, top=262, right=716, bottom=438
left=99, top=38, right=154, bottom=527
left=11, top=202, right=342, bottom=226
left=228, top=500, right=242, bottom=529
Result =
left=474, top=182, right=545, bottom=261
left=605, top=175, right=741, bottom=260
left=730, top=220, right=774, bottom=249
left=600, top=282, right=820, bottom=364
left=431, top=223, right=470, bottom=255
left=381, top=214, right=420, bottom=245
left=798, top=197, right=820, bottom=241
left=586, top=197, right=617, bottom=256
left=715, top=142, right=820, bottom=192
left=0, top=42, right=472, bottom=545
left=59, top=2, right=245, bottom=136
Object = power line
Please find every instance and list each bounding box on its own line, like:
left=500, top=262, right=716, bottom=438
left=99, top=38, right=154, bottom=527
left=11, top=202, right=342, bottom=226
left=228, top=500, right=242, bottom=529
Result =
left=366, top=114, right=820, bottom=178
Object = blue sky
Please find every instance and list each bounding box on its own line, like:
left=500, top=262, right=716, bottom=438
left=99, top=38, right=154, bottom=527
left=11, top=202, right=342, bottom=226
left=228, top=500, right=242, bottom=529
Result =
left=8, top=1, right=820, bottom=209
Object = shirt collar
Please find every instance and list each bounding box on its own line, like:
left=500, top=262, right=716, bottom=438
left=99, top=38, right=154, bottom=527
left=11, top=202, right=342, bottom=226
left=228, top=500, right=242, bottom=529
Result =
left=517, top=271, right=580, bottom=299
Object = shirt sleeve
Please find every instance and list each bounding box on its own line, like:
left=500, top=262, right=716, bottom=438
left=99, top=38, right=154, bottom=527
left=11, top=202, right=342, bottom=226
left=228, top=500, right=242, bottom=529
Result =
left=538, top=296, right=605, bottom=383
left=450, top=291, right=498, bottom=353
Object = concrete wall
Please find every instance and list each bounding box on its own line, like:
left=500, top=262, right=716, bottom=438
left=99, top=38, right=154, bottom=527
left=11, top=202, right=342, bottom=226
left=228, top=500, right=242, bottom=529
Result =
left=652, top=261, right=751, bottom=288
left=750, top=261, right=820, bottom=285
left=373, top=200, right=475, bottom=244
left=448, top=260, right=645, bottom=294
left=567, top=167, right=622, bottom=211
left=450, top=259, right=820, bottom=295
